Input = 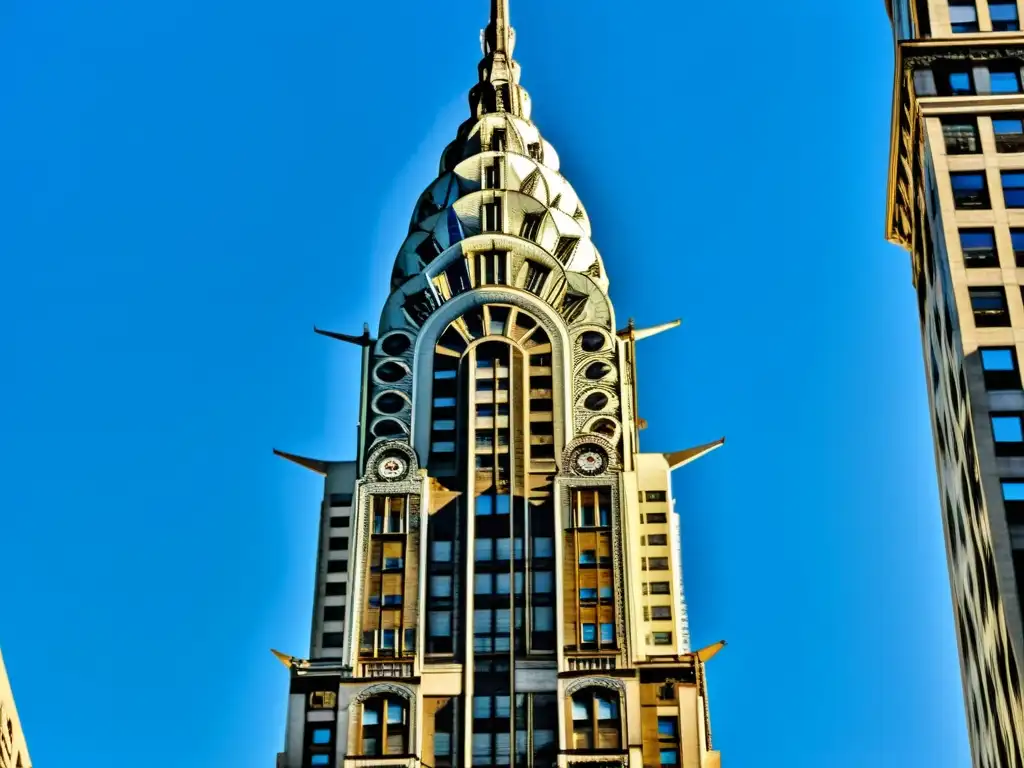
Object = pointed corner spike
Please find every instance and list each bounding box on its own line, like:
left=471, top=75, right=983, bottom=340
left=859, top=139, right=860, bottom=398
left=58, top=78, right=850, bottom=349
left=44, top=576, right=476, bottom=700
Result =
left=696, top=640, right=727, bottom=663
left=665, top=437, right=725, bottom=470
left=313, top=326, right=373, bottom=347
left=271, top=649, right=295, bottom=669
left=616, top=318, right=681, bottom=340
left=273, top=449, right=329, bottom=476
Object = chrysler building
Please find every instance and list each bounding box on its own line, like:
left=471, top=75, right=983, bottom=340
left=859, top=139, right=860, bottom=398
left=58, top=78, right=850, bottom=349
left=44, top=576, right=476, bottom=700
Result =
left=272, top=3, right=726, bottom=766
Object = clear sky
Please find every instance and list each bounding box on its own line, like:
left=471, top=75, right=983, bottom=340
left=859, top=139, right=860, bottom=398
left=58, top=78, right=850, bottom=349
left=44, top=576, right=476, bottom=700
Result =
left=0, top=0, right=969, bottom=765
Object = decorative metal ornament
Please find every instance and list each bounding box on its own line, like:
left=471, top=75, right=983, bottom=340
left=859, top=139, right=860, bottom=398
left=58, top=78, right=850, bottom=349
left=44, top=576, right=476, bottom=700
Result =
left=571, top=444, right=607, bottom=476
left=376, top=452, right=409, bottom=482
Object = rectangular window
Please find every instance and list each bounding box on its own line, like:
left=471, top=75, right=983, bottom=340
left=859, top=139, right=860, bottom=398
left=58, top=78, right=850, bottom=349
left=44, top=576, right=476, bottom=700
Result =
left=645, top=490, right=668, bottom=502
left=994, top=116, right=1024, bottom=152
left=323, top=605, right=345, bottom=621
left=573, top=488, right=612, bottom=527
left=524, top=261, right=549, bottom=293
left=534, top=571, right=553, bottom=593
left=484, top=159, right=500, bottom=189
left=652, top=632, right=673, bottom=646
left=949, top=0, right=979, bottom=32
left=482, top=200, right=502, bottom=231
left=329, top=493, right=353, bottom=507
left=649, top=581, right=671, bottom=594
left=1002, top=479, right=1024, bottom=524
left=403, top=627, right=416, bottom=653
left=311, top=756, right=330, bottom=767
left=948, top=70, right=975, bottom=95
left=380, top=629, right=396, bottom=650
left=431, top=574, right=453, bottom=598
left=993, top=413, right=1024, bottom=456
left=491, top=128, right=507, bottom=151
left=981, top=347, right=1021, bottom=389
left=646, top=512, right=667, bottom=524
left=991, top=0, right=1021, bottom=30
left=322, top=632, right=344, bottom=648
left=581, top=623, right=597, bottom=643
left=651, top=606, right=672, bottom=620
left=312, top=728, right=332, bottom=745
left=326, top=559, right=347, bottom=573
left=579, top=549, right=597, bottom=566
left=520, top=212, right=544, bottom=241
left=970, top=287, right=1010, bottom=327
left=533, top=606, right=554, bottom=631
left=599, top=623, right=615, bottom=643
left=329, top=536, right=349, bottom=551
left=1004, top=171, right=1024, bottom=207
left=647, top=557, right=670, bottom=571
left=330, top=515, right=350, bottom=528
left=533, top=537, right=554, bottom=557
left=960, top=229, right=998, bottom=267
left=942, top=117, right=980, bottom=154
left=951, top=172, right=989, bottom=209
left=476, top=250, right=508, bottom=285
left=429, top=611, right=452, bottom=637
left=660, top=749, right=680, bottom=767
left=325, top=581, right=347, bottom=596
left=1013, top=230, right=1024, bottom=267
left=383, top=557, right=404, bottom=571
left=992, top=68, right=1023, bottom=94
left=431, top=540, right=453, bottom=562
left=647, top=533, right=668, bottom=546
left=657, top=717, right=678, bottom=738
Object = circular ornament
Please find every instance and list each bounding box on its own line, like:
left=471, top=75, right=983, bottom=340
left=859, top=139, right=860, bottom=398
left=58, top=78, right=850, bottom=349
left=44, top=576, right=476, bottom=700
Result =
left=377, top=453, right=409, bottom=482
left=571, top=445, right=608, bottom=477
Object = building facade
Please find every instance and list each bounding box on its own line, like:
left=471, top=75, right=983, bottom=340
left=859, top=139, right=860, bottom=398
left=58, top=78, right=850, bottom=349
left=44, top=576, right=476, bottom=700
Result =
left=0, top=650, right=31, bottom=768
left=885, top=0, right=1024, bottom=764
left=273, top=3, right=725, bottom=766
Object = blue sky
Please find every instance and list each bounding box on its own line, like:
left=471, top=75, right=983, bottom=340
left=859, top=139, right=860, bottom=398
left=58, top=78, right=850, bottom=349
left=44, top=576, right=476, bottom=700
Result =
left=0, top=1, right=968, bottom=766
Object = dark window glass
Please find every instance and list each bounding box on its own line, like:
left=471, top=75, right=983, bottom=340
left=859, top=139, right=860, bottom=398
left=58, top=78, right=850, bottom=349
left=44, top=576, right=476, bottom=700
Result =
left=647, top=557, right=670, bottom=571
left=329, top=493, right=353, bottom=507
left=323, top=605, right=346, bottom=621
left=646, top=512, right=668, bottom=524
left=991, top=0, right=1020, bottom=30
left=961, top=229, right=998, bottom=267
left=1012, top=230, right=1024, bottom=266
left=648, top=533, right=668, bottom=546
left=322, top=632, right=344, bottom=648
left=969, top=287, right=1010, bottom=326
left=330, top=515, right=350, bottom=529
left=326, top=559, right=348, bottom=573
left=981, top=347, right=1021, bottom=389
left=942, top=118, right=980, bottom=154
left=652, top=632, right=673, bottom=646
left=649, top=581, right=671, bottom=594
left=951, top=172, right=989, bottom=208
left=994, top=116, right=1024, bottom=152
left=645, top=490, right=668, bottom=502
left=1004, top=171, right=1024, bottom=207
left=325, top=581, right=347, bottom=596
left=329, top=536, right=349, bottom=551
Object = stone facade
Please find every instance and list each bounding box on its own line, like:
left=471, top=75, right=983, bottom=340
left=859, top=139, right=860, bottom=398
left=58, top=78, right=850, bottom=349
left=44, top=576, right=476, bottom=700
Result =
left=885, top=1, right=1024, bottom=765
left=272, top=3, right=725, bottom=767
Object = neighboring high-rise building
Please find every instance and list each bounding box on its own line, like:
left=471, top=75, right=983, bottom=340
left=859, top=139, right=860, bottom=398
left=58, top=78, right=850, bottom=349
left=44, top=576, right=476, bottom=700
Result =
left=272, top=3, right=726, bottom=766
left=885, top=1, right=1024, bottom=764
left=0, top=649, right=31, bottom=768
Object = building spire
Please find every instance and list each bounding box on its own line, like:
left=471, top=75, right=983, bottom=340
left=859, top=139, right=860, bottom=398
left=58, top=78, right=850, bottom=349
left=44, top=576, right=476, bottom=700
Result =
left=470, top=0, right=530, bottom=118
left=483, top=0, right=513, bottom=57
